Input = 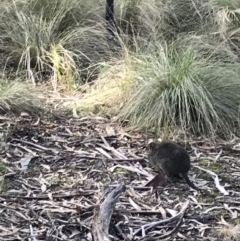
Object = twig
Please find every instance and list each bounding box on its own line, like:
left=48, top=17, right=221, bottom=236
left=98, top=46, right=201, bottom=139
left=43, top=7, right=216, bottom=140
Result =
left=214, top=149, right=222, bottom=163
left=109, top=165, right=154, bottom=179
left=100, top=136, right=128, bottom=159
left=0, top=191, right=94, bottom=200
left=116, top=209, right=165, bottom=215
left=194, top=165, right=229, bottom=195
left=76, top=155, right=145, bottom=162
left=100, top=135, right=112, bottom=149
left=11, top=138, right=58, bottom=154
left=95, top=147, right=112, bottom=159
left=9, top=143, right=36, bottom=154
left=133, top=200, right=190, bottom=237
left=115, top=224, right=131, bottom=241
left=218, top=200, right=240, bottom=205
left=156, top=213, right=184, bottom=240
left=22, top=199, right=49, bottom=224
left=108, top=184, right=153, bottom=190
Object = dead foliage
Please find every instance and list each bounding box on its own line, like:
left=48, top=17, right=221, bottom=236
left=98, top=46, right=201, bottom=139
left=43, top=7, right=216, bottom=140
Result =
left=0, top=82, right=42, bottom=116
left=0, top=113, right=240, bottom=240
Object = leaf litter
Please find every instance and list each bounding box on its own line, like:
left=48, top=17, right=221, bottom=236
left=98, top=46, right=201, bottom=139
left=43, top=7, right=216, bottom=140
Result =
left=0, top=113, right=240, bottom=240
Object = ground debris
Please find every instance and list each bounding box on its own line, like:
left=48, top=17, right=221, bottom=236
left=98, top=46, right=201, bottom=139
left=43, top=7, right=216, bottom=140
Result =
left=0, top=114, right=240, bottom=240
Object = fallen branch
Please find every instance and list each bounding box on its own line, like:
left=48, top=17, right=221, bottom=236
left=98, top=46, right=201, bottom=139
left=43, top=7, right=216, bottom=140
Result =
left=92, top=184, right=126, bottom=241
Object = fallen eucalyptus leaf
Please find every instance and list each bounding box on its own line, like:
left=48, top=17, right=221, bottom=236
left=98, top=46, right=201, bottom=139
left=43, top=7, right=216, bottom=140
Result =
left=20, top=156, right=32, bottom=170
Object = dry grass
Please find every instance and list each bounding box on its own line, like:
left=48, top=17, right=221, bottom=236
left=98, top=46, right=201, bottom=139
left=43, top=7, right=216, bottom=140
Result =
left=74, top=32, right=240, bottom=138
left=0, top=0, right=112, bottom=89
left=47, top=43, right=79, bottom=93
left=0, top=81, right=42, bottom=115
left=217, top=225, right=240, bottom=241
left=207, top=0, right=240, bottom=50
left=216, top=217, right=240, bottom=241
left=75, top=53, right=139, bottom=114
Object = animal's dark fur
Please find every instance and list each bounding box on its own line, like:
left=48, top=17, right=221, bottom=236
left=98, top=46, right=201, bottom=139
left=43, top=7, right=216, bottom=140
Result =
left=148, top=141, right=199, bottom=191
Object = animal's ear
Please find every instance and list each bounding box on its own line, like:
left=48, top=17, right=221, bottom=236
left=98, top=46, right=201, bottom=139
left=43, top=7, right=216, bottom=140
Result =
left=148, top=142, right=157, bottom=150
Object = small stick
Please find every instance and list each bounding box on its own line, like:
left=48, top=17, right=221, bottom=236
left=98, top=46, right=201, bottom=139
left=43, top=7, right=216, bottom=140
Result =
left=194, top=165, right=229, bottom=195
left=75, top=155, right=146, bottom=163
left=133, top=200, right=190, bottom=237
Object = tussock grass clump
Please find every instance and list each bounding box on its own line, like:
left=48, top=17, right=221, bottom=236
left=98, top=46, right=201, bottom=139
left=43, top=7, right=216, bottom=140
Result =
left=208, top=0, right=240, bottom=50
left=76, top=54, right=138, bottom=114
left=114, top=0, right=240, bottom=54
left=0, top=81, right=42, bottom=115
left=143, top=0, right=210, bottom=38
left=115, top=0, right=142, bottom=36
left=181, top=34, right=240, bottom=63
left=117, top=41, right=240, bottom=137
left=114, top=0, right=211, bottom=43
left=0, top=0, right=111, bottom=89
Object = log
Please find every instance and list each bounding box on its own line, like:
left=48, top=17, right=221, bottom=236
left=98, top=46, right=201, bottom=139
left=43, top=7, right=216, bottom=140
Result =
left=92, top=184, right=126, bottom=241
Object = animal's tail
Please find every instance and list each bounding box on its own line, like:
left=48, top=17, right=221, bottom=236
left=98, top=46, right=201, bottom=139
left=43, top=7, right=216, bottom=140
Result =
left=182, top=173, right=199, bottom=191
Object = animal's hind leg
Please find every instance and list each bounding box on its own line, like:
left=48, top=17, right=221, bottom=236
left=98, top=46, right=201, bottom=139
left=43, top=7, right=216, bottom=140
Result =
left=172, top=174, right=182, bottom=179
left=168, top=173, right=182, bottom=183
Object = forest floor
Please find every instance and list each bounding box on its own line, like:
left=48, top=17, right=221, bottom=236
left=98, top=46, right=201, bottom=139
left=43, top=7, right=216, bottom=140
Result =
left=0, top=110, right=240, bottom=241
